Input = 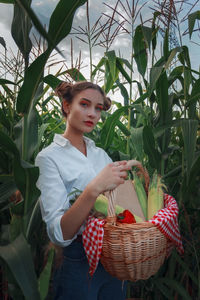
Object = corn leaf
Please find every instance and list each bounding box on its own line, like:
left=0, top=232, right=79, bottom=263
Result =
left=188, top=10, right=200, bottom=39
left=0, top=234, right=40, bottom=300
left=38, top=248, right=55, bottom=300
left=133, top=25, right=147, bottom=77
left=105, top=50, right=116, bottom=81
left=100, top=106, right=130, bottom=149
left=143, top=125, right=161, bottom=171
left=181, top=119, right=198, bottom=180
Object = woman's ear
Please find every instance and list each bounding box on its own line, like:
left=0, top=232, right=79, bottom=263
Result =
left=62, top=101, right=70, bottom=115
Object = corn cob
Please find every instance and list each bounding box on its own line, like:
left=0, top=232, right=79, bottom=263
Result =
left=94, top=194, right=143, bottom=222
left=147, top=171, right=166, bottom=220
left=132, top=172, right=148, bottom=220
left=94, top=194, right=124, bottom=217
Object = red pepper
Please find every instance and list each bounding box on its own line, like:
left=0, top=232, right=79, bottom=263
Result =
left=117, top=209, right=136, bottom=224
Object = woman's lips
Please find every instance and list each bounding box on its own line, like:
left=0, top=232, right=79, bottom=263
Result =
left=84, top=121, right=94, bottom=127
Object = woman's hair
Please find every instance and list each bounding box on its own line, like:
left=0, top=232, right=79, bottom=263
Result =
left=55, top=81, right=111, bottom=117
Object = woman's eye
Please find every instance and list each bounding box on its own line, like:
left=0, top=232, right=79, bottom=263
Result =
left=96, top=105, right=103, bottom=111
left=80, top=101, right=88, bottom=107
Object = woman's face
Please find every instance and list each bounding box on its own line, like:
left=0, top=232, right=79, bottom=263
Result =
left=63, top=88, right=104, bottom=134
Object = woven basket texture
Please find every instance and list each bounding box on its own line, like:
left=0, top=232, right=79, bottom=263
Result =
left=101, top=160, right=167, bottom=282
left=101, top=220, right=167, bottom=281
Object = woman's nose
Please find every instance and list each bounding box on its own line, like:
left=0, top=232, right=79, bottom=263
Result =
left=87, top=107, right=96, bottom=118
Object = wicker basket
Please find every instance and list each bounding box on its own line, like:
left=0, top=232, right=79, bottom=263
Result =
left=100, top=160, right=168, bottom=282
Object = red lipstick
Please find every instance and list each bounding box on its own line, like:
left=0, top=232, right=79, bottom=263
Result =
left=84, top=121, right=94, bottom=127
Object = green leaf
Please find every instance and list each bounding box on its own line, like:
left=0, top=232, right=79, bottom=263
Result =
left=0, top=78, right=16, bottom=85
left=100, top=106, right=130, bottom=149
left=16, top=51, right=49, bottom=114
left=132, top=80, right=143, bottom=97
left=43, top=74, right=62, bottom=90
left=117, top=58, right=133, bottom=72
left=104, top=60, right=114, bottom=93
left=154, top=279, right=173, bottom=299
left=0, top=131, right=20, bottom=157
left=149, top=66, right=163, bottom=95
left=0, top=36, right=6, bottom=49
left=0, top=234, right=40, bottom=300
left=173, top=251, right=198, bottom=285
left=165, top=47, right=182, bottom=70
left=16, top=0, right=87, bottom=114
left=14, top=108, right=38, bottom=161
left=133, top=25, right=147, bottom=77
left=0, top=0, right=14, bottom=3
left=163, top=29, right=169, bottom=61
left=188, top=10, right=200, bottom=38
left=10, top=214, right=23, bottom=241
left=11, top=2, right=32, bottom=62
left=38, top=248, right=55, bottom=300
left=134, top=92, right=148, bottom=104
left=36, top=123, right=50, bottom=155
left=105, top=50, right=116, bottom=81
left=116, top=58, right=132, bottom=83
left=142, top=26, right=153, bottom=51
left=15, top=0, right=57, bottom=52
left=181, top=119, right=198, bottom=180
left=187, top=78, right=200, bottom=118
left=168, top=66, right=184, bottom=88
left=91, top=57, right=106, bottom=79
left=26, top=199, right=42, bottom=241
left=115, top=79, right=129, bottom=106
left=116, top=120, right=130, bottom=137
left=130, top=127, right=144, bottom=162
left=155, top=71, right=169, bottom=124
left=48, top=0, right=87, bottom=46
left=178, top=46, right=191, bottom=69
left=0, top=109, right=11, bottom=131
left=160, top=278, right=192, bottom=300
left=0, top=180, right=17, bottom=204
left=13, top=159, right=40, bottom=227
left=143, top=126, right=161, bottom=170
left=66, top=68, right=86, bottom=82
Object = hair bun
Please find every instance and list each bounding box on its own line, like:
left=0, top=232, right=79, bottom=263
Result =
left=55, top=82, right=73, bottom=99
left=104, top=97, right=111, bottom=111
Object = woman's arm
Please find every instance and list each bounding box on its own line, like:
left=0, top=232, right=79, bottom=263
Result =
left=60, top=161, right=130, bottom=240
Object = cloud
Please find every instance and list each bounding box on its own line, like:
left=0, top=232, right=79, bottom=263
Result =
left=76, top=7, right=86, bottom=21
left=0, top=4, right=13, bottom=29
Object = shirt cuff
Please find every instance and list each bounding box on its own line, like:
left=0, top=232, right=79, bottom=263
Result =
left=47, top=215, right=77, bottom=247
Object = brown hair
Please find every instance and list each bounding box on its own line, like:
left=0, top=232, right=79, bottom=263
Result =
left=55, top=81, right=111, bottom=117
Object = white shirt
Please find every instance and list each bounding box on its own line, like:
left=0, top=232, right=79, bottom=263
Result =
left=35, top=134, right=112, bottom=247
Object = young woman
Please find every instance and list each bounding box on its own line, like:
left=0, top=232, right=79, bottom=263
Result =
left=35, top=81, right=131, bottom=300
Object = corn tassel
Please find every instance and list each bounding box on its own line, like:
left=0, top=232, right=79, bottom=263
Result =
left=147, top=171, right=166, bottom=220
left=133, top=172, right=148, bottom=220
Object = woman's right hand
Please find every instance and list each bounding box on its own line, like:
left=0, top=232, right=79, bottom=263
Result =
left=88, top=161, right=131, bottom=197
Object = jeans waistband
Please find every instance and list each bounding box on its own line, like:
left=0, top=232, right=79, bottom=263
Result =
left=63, top=235, right=86, bottom=259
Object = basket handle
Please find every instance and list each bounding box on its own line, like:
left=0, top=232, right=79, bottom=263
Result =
left=106, top=160, right=149, bottom=225
left=126, top=160, right=150, bottom=193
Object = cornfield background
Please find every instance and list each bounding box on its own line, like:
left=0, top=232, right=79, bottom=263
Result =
left=0, top=0, right=200, bottom=299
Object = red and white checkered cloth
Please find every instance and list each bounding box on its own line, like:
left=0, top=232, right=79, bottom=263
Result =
left=82, top=194, right=184, bottom=276
left=82, top=216, right=105, bottom=276
left=149, top=193, right=184, bottom=255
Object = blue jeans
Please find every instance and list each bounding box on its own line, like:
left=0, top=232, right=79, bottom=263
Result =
left=53, top=239, right=127, bottom=300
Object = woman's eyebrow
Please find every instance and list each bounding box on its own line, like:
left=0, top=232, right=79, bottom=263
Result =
left=81, top=97, right=91, bottom=102
left=81, top=97, right=103, bottom=106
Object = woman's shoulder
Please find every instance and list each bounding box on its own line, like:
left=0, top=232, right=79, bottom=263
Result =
left=35, top=134, right=69, bottom=161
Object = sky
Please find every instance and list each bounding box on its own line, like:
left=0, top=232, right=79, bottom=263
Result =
left=0, top=0, right=200, bottom=102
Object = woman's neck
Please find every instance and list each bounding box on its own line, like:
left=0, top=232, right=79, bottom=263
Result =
left=62, top=130, right=87, bottom=156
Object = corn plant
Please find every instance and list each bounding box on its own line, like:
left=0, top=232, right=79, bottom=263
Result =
left=0, top=0, right=87, bottom=299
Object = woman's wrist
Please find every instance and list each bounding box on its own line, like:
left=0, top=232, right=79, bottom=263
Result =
left=85, top=181, right=101, bottom=200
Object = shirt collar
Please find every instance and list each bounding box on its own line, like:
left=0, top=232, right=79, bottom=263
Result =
left=53, top=134, right=95, bottom=148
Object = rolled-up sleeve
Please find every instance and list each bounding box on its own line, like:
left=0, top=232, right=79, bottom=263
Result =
left=35, top=153, right=76, bottom=247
